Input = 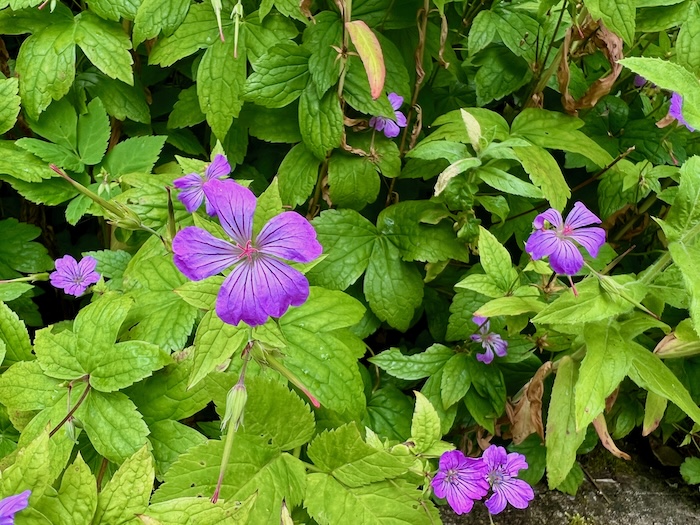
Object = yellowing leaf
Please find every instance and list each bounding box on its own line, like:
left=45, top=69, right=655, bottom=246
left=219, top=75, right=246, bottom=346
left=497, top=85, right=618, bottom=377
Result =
left=345, top=20, right=385, bottom=100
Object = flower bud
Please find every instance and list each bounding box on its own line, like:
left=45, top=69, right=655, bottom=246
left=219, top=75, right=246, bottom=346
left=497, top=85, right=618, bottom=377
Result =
left=221, top=383, right=247, bottom=432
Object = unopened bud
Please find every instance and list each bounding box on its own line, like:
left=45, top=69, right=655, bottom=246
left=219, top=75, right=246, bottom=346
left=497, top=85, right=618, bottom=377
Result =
left=654, top=333, right=700, bottom=359
left=280, top=501, right=294, bottom=525
left=221, top=383, right=247, bottom=432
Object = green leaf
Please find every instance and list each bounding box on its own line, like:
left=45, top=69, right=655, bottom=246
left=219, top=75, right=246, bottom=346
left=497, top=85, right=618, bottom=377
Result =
left=366, top=386, right=413, bottom=441
left=410, top=392, right=442, bottom=453
left=475, top=295, right=545, bottom=317
left=168, top=86, right=205, bottom=129
left=345, top=20, right=385, bottom=99
left=277, top=143, right=320, bottom=207
left=123, top=254, right=198, bottom=352
left=308, top=209, right=377, bottom=290
left=83, top=249, right=131, bottom=280
left=307, top=424, right=412, bottom=487
left=305, top=475, right=438, bottom=525
left=474, top=47, right=531, bottom=106
left=676, top=3, right=700, bottom=75
left=546, top=356, right=586, bottom=488
left=344, top=56, right=395, bottom=118
left=667, top=242, right=700, bottom=337
left=252, top=177, right=283, bottom=234
left=0, top=77, right=20, bottom=135
left=102, top=135, right=166, bottom=177
left=660, top=156, right=700, bottom=240
left=149, top=3, right=220, bottom=67
left=299, top=82, right=344, bottom=160
left=38, top=454, right=96, bottom=525
left=575, top=322, right=631, bottom=431
left=244, top=11, right=299, bottom=65
left=142, top=496, right=250, bottom=525
left=33, top=328, right=84, bottom=380
left=243, top=104, right=301, bottom=143
left=0, top=361, right=61, bottom=411
left=440, top=353, right=471, bottom=409
left=377, top=201, right=470, bottom=263
left=478, top=226, right=518, bottom=293
left=77, top=390, right=149, bottom=464
left=90, top=340, right=170, bottom=393
left=0, top=141, right=58, bottom=182
left=364, top=237, right=424, bottom=331
left=513, top=144, right=570, bottom=210
left=584, top=0, right=635, bottom=43
left=680, top=457, right=700, bottom=485
left=77, top=98, right=110, bottom=165
left=0, top=300, right=33, bottom=365
left=75, top=12, right=133, bottom=85
left=627, top=342, right=700, bottom=426
left=369, top=344, right=454, bottom=380
left=476, top=166, right=544, bottom=199
left=94, top=445, right=154, bottom=524
left=421, top=367, right=457, bottom=435
left=133, top=0, right=190, bottom=45
left=643, top=391, right=667, bottom=436
left=15, top=138, right=82, bottom=172
left=15, top=23, right=76, bottom=119
left=88, top=0, right=140, bottom=21
left=0, top=431, right=52, bottom=500
left=153, top=435, right=306, bottom=525
left=148, top=419, right=207, bottom=479
left=0, top=282, right=31, bottom=303
left=174, top=275, right=223, bottom=311
left=189, top=310, right=248, bottom=388
left=327, top=150, right=380, bottom=210
left=197, top=31, right=247, bottom=140
left=304, top=12, right=342, bottom=96
left=244, top=42, right=310, bottom=108
left=84, top=72, right=151, bottom=124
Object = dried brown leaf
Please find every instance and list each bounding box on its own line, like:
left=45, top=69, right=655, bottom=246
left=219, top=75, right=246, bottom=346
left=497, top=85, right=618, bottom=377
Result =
left=593, top=414, right=631, bottom=460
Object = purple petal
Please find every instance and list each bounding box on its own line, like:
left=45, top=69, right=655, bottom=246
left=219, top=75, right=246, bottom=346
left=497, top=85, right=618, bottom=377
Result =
left=564, top=202, right=602, bottom=229
left=633, top=75, right=646, bottom=88
left=485, top=490, right=508, bottom=514
left=394, top=110, right=407, bottom=128
left=492, top=336, right=508, bottom=358
left=174, top=173, right=205, bottom=213
left=670, top=93, right=695, bottom=131
left=472, top=316, right=489, bottom=330
left=388, top=93, right=404, bottom=110
left=483, top=445, right=508, bottom=470
left=54, top=255, right=79, bottom=275
left=477, top=347, right=494, bottom=364
left=504, top=451, right=529, bottom=476
left=382, top=119, right=401, bottom=138
left=0, top=490, right=30, bottom=519
left=438, top=450, right=467, bottom=471
left=205, top=154, right=231, bottom=180
left=172, top=226, right=238, bottom=281
left=446, top=487, right=477, bottom=515
left=370, top=116, right=386, bottom=132
left=524, top=229, right=559, bottom=260
left=499, top=478, right=534, bottom=509
left=203, top=179, right=256, bottom=246
left=548, top=238, right=585, bottom=275
left=257, top=212, right=323, bottom=263
left=568, top=227, right=606, bottom=258
left=77, top=255, right=97, bottom=275
left=216, top=256, right=310, bottom=326
left=532, top=208, right=562, bottom=229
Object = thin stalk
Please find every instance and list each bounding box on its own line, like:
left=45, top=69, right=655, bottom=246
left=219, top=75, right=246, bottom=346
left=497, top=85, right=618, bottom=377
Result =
left=49, top=382, right=91, bottom=438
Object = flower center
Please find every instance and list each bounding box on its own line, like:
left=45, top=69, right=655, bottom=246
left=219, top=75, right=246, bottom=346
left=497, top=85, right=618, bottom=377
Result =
left=237, top=239, right=259, bottom=261
left=487, top=468, right=505, bottom=487
left=561, top=224, right=574, bottom=236
left=445, top=468, right=458, bottom=485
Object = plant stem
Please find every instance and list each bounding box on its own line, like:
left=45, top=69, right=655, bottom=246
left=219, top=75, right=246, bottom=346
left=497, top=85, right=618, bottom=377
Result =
left=49, top=381, right=91, bottom=438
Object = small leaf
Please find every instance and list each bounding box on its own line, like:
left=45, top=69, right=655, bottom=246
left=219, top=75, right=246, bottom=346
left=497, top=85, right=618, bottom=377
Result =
left=77, top=98, right=110, bottom=166
left=410, top=392, right=442, bottom=452
left=102, top=136, right=166, bottom=177
left=369, top=344, right=454, bottom=381
left=244, top=42, right=310, bottom=108
left=0, top=77, right=20, bottom=135
left=345, top=20, right=385, bottom=100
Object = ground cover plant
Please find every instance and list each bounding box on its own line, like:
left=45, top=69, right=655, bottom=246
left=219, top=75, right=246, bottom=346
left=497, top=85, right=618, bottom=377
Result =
left=0, top=0, right=700, bottom=523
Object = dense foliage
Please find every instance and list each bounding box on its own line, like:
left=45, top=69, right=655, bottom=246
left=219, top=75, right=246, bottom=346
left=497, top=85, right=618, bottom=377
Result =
left=1, top=0, right=700, bottom=523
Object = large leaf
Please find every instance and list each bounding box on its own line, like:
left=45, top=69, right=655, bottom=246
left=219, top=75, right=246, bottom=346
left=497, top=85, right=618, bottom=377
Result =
left=299, top=82, right=344, bottom=160
left=0, top=78, right=20, bottom=135
left=244, top=42, right=310, bottom=108
left=74, top=11, right=133, bottom=85
left=149, top=3, right=219, bottom=66
left=133, top=0, right=190, bottom=45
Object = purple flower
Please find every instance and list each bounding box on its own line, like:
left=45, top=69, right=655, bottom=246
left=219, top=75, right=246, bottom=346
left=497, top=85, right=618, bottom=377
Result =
left=172, top=179, right=323, bottom=326
left=633, top=75, right=647, bottom=88
left=524, top=202, right=606, bottom=276
left=669, top=92, right=695, bottom=132
left=173, top=154, right=231, bottom=215
left=369, top=93, right=407, bottom=138
left=0, top=490, right=30, bottom=523
left=470, top=316, right=508, bottom=364
left=431, top=450, right=489, bottom=515
left=483, top=445, right=534, bottom=515
left=49, top=255, right=100, bottom=296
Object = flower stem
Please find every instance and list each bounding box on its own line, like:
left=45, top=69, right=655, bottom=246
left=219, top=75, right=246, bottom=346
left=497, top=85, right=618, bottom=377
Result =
left=264, top=353, right=320, bottom=408
left=0, top=273, right=49, bottom=284
left=49, top=380, right=91, bottom=438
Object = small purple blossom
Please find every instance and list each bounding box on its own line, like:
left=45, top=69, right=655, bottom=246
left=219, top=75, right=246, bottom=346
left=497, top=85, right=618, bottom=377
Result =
left=172, top=179, right=323, bottom=326
left=369, top=93, right=407, bottom=138
left=0, top=490, right=31, bottom=523
left=431, top=450, right=490, bottom=515
left=173, top=154, right=231, bottom=215
left=524, top=202, right=606, bottom=276
left=49, top=255, right=100, bottom=296
left=633, top=75, right=647, bottom=88
left=669, top=92, right=695, bottom=132
left=470, top=316, right=508, bottom=364
left=483, top=445, right=534, bottom=515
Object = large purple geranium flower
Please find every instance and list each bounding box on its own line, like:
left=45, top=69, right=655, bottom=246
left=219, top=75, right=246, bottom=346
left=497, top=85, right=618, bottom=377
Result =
left=369, top=93, right=407, bottom=138
left=49, top=255, right=100, bottom=296
left=431, top=450, right=490, bottom=515
left=172, top=179, right=323, bottom=326
left=0, top=490, right=30, bottom=524
left=173, top=154, right=231, bottom=215
left=524, top=202, right=606, bottom=276
left=483, top=445, right=534, bottom=515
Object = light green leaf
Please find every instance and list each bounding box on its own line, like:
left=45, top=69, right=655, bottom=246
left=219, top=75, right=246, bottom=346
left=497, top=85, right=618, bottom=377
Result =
left=90, top=340, right=170, bottom=393
left=174, top=275, right=223, bottom=311
left=0, top=141, right=57, bottom=182
left=475, top=296, right=545, bottom=317
left=369, top=344, right=454, bottom=381
left=36, top=454, right=96, bottom=525
left=0, top=299, right=33, bottom=364
left=75, top=12, right=133, bottom=85
left=87, top=0, right=140, bottom=21
left=252, top=177, right=283, bottom=234
left=277, top=143, right=320, bottom=207
left=197, top=31, right=247, bottom=140
left=102, top=136, right=166, bottom=176
left=33, top=328, right=84, bottom=380
left=642, top=391, right=667, bottom=436
left=149, top=3, right=220, bottom=67
left=676, top=3, right=700, bottom=75
left=148, top=419, right=207, bottom=479
left=189, top=310, right=248, bottom=388
left=0, top=361, right=61, bottom=411
left=83, top=249, right=132, bottom=280
left=660, top=156, right=700, bottom=240
left=94, top=445, right=154, bottom=524
left=468, top=10, right=498, bottom=56
left=546, top=356, right=586, bottom=488
left=77, top=390, right=150, bottom=464
left=476, top=166, right=544, bottom=199
left=421, top=366, right=457, bottom=435
left=141, top=496, right=249, bottom=525
left=15, top=138, right=82, bottom=172
left=0, top=77, right=20, bottom=135
left=168, top=86, right=205, bottom=129
left=305, top=475, right=438, bottom=525
left=74, top=294, right=133, bottom=351
left=299, top=82, right=344, bottom=160
left=133, top=0, right=190, bottom=45
left=668, top=242, right=700, bottom=336
left=0, top=431, right=52, bottom=500
left=456, top=274, right=508, bottom=299
left=327, top=150, right=380, bottom=210
left=244, top=42, right=310, bottom=108
left=410, top=391, right=442, bottom=452
left=478, top=226, right=518, bottom=293
left=513, top=144, right=570, bottom=210
left=0, top=282, right=31, bottom=303
left=364, top=237, right=424, bottom=331
left=575, top=322, right=631, bottom=431
left=681, top=457, right=700, bottom=485
left=307, top=424, right=412, bottom=487
left=15, top=23, right=76, bottom=120
left=584, top=0, right=635, bottom=43
left=77, top=98, right=110, bottom=165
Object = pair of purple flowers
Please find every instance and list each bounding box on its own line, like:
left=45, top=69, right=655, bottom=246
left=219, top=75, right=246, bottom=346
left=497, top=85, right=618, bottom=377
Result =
left=171, top=155, right=322, bottom=326
left=432, top=446, right=534, bottom=515
left=0, top=490, right=30, bottom=523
